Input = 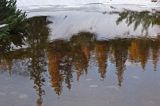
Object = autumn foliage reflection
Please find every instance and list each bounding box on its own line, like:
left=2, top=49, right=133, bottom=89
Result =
left=35, top=34, right=160, bottom=92
left=1, top=32, right=160, bottom=95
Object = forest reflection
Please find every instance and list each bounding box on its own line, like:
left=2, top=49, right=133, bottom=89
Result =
left=0, top=9, right=160, bottom=106
left=1, top=30, right=160, bottom=95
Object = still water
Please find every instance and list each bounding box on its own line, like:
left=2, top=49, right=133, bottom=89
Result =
left=0, top=6, right=160, bottom=106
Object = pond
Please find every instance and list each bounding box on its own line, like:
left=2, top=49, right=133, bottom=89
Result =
left=0, top=3, right=160, bottom=106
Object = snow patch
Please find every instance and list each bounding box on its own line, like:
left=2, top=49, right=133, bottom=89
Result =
left=0, top=24, right=7, bottom=28
left=17, top=0, right=160, bottom=10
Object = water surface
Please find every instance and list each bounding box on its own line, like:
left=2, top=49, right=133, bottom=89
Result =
left=0, top=7, right=160, bottom=106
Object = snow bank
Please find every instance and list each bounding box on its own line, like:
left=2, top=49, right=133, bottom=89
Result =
left=44, top=11, right=159, bottom=40
left=17, top=0, right=160, bottom=10
left=16, top=0, right=160, bottom=41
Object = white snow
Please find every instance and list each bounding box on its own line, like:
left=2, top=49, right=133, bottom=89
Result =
left=17, top=0, right=160, bottom=10
left=16, top=0, right=160, bottom=41
left=0, top=24, right=7, bottom=28
left=44, top=10, right=159, bottom=40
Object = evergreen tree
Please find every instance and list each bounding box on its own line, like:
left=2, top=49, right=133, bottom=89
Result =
left=0, top=0, right=27, bottom=52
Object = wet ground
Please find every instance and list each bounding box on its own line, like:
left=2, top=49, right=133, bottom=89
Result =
left=0, top=5, right=160, bottom=106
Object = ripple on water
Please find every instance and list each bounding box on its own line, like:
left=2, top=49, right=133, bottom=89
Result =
left=89, top=85, right=98, bottom=88
left=19, top=94, right=28, bottom=99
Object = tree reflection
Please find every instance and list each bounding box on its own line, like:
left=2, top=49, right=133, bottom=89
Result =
left=0, top=9, right=160, bottom=99
left=0, top=2, right=160, bottom=105
left=110, top=39, right=130, bottom=86
left=70, top=32, right=96, bottom=80
left=47, top=34, right=160, bottom=88
left=150, top=39, right=160, bottom=71
left=48, top=46, right=63, bottom=95
left=95, top=41, right=108, bottom=79
left=1, top=28, right=160, bottom=95
left=0, top=16, right=50, bottom=106
left=27, top=16, right=49, bottom=106
left=48, top=32, right=96, bottom=95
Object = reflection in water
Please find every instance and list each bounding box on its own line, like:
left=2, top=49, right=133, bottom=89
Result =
left=1, top=32, right=160, bottom=94
left=27, top=16, right=49, bottom=106
left=1, top=16, right=49, bottom=106
left=111, top=39, right=129, bottom=86
left=0, top=9, right=160, bottom=106
left=95, top=41, right=108, bottom=79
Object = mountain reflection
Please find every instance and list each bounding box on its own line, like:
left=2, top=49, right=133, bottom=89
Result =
left=0, top=9, right=160, bottom=106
